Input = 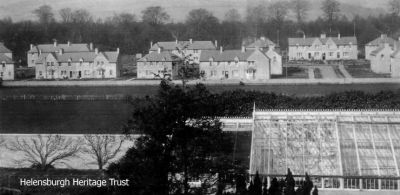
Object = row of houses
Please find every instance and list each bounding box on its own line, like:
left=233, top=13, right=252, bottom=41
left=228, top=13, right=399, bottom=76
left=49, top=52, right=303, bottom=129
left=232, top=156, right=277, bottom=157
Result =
left=2, top=34, right=400, bottom=81
left=137, top=37, right=282, bottom=80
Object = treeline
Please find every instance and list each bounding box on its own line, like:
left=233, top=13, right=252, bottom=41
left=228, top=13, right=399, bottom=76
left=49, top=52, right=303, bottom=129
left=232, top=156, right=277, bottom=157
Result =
left=2, top=0, right=400, bottom=66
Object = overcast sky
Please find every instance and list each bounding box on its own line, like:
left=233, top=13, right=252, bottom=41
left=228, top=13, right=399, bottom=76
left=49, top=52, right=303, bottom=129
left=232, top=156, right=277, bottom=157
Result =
left=0, top=0, right=390, bottom=22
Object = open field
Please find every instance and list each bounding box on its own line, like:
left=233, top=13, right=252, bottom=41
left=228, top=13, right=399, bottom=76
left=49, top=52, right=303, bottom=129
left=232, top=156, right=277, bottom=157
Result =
left=0, top=101, right=133, bottom=134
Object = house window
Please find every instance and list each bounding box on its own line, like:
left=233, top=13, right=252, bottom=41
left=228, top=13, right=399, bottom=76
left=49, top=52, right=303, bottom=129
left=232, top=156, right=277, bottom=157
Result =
left=329, top=52, right=334, bottom=56
left=210, top=70, right=216, bottom=76
left=68, top=62, right=71, bottom=66
left=47, top=62, right=50, bottom=66
left=232, top=70, right=239, bottom=77
left=98, top=70, right=102, bottom=75
left=51, top=62, right=54, bottom=66
left=39, top=71, right=42, bottom=76
left=194, top=50, right=199, bottom=53
left=85, top=70, right=90, bottom=75
left=0, top=72, right=2, bottom=77
left=1, top=62, right=5, bottom=67
left=273, top=57, right=277, bottom=62
left=109, top=70, right=113, bottom=75
left=228, top=61, right=231, bottom=65
left=150, top=62, right=153, bottom=66
left=381, top=54, right=384, bottom=59
left=200, top=70, right=205, bottom=76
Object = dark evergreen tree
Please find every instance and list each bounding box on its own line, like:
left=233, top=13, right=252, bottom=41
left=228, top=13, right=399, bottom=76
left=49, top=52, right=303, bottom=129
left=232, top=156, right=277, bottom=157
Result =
left=268, top=178, right=280, bottom=195
left=312, top=185, right=318, bottom=195
left=253, top=171, right=263, bottom=195
left=303, top=173, right=314, bottom=195
left=235, top=174, right=247, bottom=195
left=285, top=168, right=296, bottom=195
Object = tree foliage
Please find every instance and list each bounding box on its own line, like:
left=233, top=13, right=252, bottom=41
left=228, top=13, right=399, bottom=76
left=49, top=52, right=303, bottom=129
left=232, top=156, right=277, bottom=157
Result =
left=141, top=6, right=170, bottom=25
left=321, top=0, right=341, bottom=30
left=290, top=0, right=311, bottom=24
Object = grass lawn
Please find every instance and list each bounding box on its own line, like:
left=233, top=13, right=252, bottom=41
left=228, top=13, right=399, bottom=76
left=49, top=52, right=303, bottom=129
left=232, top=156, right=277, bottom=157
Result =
left=271, top=67, right=309, bottom=79
left=344, top=64, right=391, bottom=78
left=314, top=68, right=322, bottom=79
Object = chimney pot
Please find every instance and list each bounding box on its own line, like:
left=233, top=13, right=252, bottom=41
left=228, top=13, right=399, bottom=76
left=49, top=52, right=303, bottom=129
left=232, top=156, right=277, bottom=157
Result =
left=89, top=43, right=93, bottom=50
left=215, top=40, right=218, bottom=48
left=189, top=39, right=193, bottom=44
left=30, top=44, right=33, bottom=50
left=241, top=46, right=245, bottom=53
left=220, top=46, right=223, bottom=53
left=150, top=41, right=153, bottom=49
left=117, top=48, right=120, bottom=53
left=59, top=48, right=63, bottom=55
left=95, top=48, right=98, bottom=54
left=53, top=40, right=57, bottom=47
left=158, top=47, right=161, bottom=54
left=338, top=33, right=341, bottom=39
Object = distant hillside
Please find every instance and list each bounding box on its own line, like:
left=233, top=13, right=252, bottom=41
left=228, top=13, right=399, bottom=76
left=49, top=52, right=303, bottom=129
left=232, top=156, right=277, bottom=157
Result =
left=0, top=0, right=391, bottom=22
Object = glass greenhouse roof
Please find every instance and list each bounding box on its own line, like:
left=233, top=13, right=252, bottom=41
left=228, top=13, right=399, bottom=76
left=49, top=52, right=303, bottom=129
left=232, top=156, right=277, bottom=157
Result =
left=248, top=110, right=400, bottom=177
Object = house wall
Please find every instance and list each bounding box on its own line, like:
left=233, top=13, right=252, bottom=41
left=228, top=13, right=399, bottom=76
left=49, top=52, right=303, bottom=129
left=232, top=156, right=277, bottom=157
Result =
left=365, top=45, right=378, bottom=60
left=0, top=63, right=15, bottom=80
left=370, top=47, right=393, bottom=74
left=199, top=51, right=271, bottom=80
left=391, top=57, right=400, bottom=77
left=137, top=61, right=173, bottom=79
left=288, top=43, right=358, bottom=61
left=27, top=52, right=39, bottom=67
left=266, top=51, right=282, bottom=75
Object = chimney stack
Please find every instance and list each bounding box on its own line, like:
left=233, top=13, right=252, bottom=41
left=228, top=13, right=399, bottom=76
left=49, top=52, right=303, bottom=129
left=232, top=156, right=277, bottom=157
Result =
left=338, top=33, right=341, bottom=40
left=381, top=34, right=387, bottom=39
left=175, top=39, right=178, bottom=44
left=220, top=46, right=223, bottom=53
left=241, top=46, right=246, bottom=53
left=189, top=39, right=193, bottom=44
left=59, top=48, right=63, bottom=55
left=117, top=48, right=120, bottom=53
left=67, top=41, right=71, bottom=46
left=30, top=44, right=33, bottom=50
left=215, top=40, right=218, bottom=48
left=158, top=47, right=161, bottom=54
left=95, top=48, right=98, bottom=54
left=53, top=40, right=57, bottom=47
left=320, top=33, right=326, bottom=39
left=39, top=49, right=42, bottom=55
left=303, top=34, right=306, bottom=39
left=150, top=41, right=153, bottom=48
left=89, top=43, right=93, bottom=50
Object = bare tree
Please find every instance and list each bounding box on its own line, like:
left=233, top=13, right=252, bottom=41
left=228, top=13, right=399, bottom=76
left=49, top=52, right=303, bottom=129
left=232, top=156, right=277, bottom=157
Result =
left=321, top=0, right=341, bottom=31
left=246, top=5, right=268, bottom=37
left=268, top=1, right=290, bottom=29
left=33, top=5, right=55, bottom=24
left=6, top=135, right=81, bottom=170
left=59, top=8, right=73, bottom=23
left=82, top=135, right=124, bottom=170
left=71, top=9, right=93, bottom=24
left=389, top=0, right=400, bottom=16
left=141, top=6, right=170, bottom=25
left=224, top=8, right=242, bottom=22
left=290, top=0, right=311, bottom=24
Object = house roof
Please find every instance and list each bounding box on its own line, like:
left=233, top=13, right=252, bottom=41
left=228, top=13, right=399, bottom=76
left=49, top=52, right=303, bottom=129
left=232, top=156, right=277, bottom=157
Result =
left=150, top=40, right=216, bottom=51
left=0, top=42, right=11, bottom=53
left=138, top=51, right=180, bottom=62
left=391, top=50, right=400, bottom=58
left=288, top=36, right=357, bottom=46
left=29, top=43, right=91, bottom=53
left=200, top=50, right=257, bottom=62
left=0, top=53, right=13, bottom=63
left=246, top=37, right=276, bottom=48
left=36, top=51, right=118, bottom=63
left=367, top=35, right=397, bottom=46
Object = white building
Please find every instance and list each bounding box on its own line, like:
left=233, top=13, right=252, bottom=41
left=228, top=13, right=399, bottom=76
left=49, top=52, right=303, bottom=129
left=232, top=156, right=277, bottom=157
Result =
left=245, top=37, right=282, bottom=75
left=0, top=42, right=15, bottom=80
left=199, top=47, right=271, bottom=80
left=137, top=48, right=179, bottom=79
left=391, top=49, right=400, bottom=77
left=288, top=33, right=358, bottom=61
left=35, top=48, right=120, bottom=79
left=370, top=43, right=393, bottom=74
left=28, top=40, right=92, bottom=68
left=365, top=34, right=397, bottom=60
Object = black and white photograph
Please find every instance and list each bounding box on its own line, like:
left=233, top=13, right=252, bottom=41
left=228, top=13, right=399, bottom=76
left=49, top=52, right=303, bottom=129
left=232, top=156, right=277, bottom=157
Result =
left=1, top=0, right=400, bottom=194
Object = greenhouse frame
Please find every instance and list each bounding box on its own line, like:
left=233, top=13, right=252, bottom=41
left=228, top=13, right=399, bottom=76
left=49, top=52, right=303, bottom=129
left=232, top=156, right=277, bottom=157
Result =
left=221, top=109, right=400, bottom=193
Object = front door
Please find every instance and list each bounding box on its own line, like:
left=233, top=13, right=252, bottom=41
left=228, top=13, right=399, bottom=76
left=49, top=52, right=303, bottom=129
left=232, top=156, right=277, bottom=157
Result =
left=224, top=71, right=229, bottom=79
left=322, top=53, right=326, bottom=60
left=69, top=71, right=72, bottom=78
left=78, top=71, right=81, bottom=78
left=308, top=53, right=312, bottom=59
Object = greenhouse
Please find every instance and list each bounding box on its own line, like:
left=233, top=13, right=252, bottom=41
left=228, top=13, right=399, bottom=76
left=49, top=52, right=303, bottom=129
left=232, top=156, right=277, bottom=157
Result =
left=221, top=109, right=400, bottom=192
left=248, top=110, right=400, bottom=191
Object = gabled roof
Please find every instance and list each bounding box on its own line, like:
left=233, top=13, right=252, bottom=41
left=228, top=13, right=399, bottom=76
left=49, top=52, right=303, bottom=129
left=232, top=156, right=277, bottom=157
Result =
left=288, top=36, right=357, bottom=46
left=150, top=40, right=216, bottom=51
left=29, top=43, right=90, bottom=53
left=0, top=42, right=11, bottom=53
left=35, top=51, right=118, bottom=63
left=0, top=53, right=13, bottom=63
left=138, top=51, right=179, bottom=62
left=391, top=50, right=400, bottom=58
left=102, top=51, right=119, bottom=63
left=246, top=37, right=276, bottom=48
left=200, top=50, right=257, bottom=62
left=367, top=35, right=397, bottom=46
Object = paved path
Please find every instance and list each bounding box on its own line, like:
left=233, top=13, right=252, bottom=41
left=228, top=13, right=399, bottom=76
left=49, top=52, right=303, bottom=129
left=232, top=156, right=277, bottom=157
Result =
left=318, top=66, right=338, bottom=79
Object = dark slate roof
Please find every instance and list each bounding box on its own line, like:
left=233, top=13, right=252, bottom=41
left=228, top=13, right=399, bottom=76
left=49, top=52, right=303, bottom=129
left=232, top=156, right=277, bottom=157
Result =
left=200, top=50, right=257, bottom=62
left=138, top=51, right=179, bottom=62
left=150, top=40, right=216, bottom=51
left=36, top=51, right=118, bottom=63
left=0, top=53, right=13, bottom=63
left=29, top=43, right=90, bottom=53
left=246, top=37, right=276, bottom=48
left=367, top=35, right=397, bottom=46
left=0, top=42, right=11, bottom=53
left=288, top=36, right=357, bottom=46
